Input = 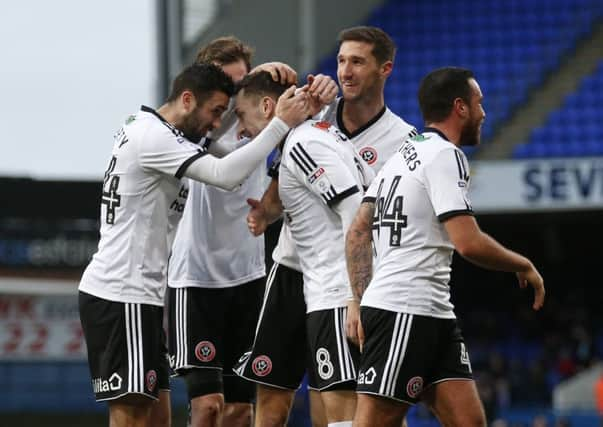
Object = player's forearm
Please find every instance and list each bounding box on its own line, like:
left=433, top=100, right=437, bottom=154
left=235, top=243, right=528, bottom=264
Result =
left=345, top=202, right=374, bottom=300
left=346, top=224, right=373, bottom=301
left=184, top=117, right=289, bottom=191
left=205, top=138, right=233, bottom=158
left=458, top=231, right=532, bottom=273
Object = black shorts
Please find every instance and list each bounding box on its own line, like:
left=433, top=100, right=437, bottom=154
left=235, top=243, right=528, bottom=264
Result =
left=306, top=306, right=359, bottom=391
left=167, top=278, right=264, bottom=402
left=79, top=291, right=170, bottom=402
left=356, top=307, right=473, bottom=404
left=233, top=262, right=307, bottom=390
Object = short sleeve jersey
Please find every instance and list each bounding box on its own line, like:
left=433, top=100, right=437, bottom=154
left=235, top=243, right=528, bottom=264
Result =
left=79, top=106, right=205, bottom=306
left=271, top=98, right=418, bottom=270
left=279, top=120, right=374, bottom=312
left=361, top=129, right=474, bottom=318
left=167, top=109, right=267, bottom=289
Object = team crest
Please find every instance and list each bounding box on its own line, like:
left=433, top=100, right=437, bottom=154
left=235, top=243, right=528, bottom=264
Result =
left=312, top=121, right=331, bottom=131
left=406, top=376, right=424, bottom=398
left=146, top=370, right=157, bottom=392
left=359, top=146, right=378, bottom=165
left=195, top=341, right=216, bottom=362
left=252, top=355, right=273, bottom=377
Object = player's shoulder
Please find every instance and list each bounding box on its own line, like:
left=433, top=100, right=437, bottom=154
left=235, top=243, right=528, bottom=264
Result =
left=384, top=108, right=417, bottom=135
left=134, top=105, right=201, bottom=151
left=287, top=120, right=343, bottom=149
left=405, top=131, right=465, bottom=169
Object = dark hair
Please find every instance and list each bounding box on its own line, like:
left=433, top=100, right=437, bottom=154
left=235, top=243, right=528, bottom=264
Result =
left=166, top=62, right=234, bottom=104
left=235, top=70, right=288, bottom=100
left=418, top=67, right=475, bottom=123
left=196, top=36, right=254, bottom=72
left=338, top=26, right=396, bottom=64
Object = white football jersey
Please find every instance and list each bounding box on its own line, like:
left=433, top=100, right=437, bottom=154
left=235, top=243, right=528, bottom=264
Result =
left=168, top=115, right=267, bottom=289
left=79, top=106, right=206, bottom=306
left=271, top=98, right=417, bottom=271
left=279, top=120, right=374, bottom=312
left=319, top=98, right=417, bottom=171
left=361, top=128, right=474, bottom=318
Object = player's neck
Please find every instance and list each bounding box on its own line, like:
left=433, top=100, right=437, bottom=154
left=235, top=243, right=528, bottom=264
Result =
left=156, top=103, right=181, bottom=128
left=341, top=94, right=385, bottom=135
left=425, top=122, right=461, bottom=147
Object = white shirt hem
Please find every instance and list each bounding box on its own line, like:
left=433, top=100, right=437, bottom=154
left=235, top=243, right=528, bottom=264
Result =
left=359, top=301, right=456, bottom=319
left=78, top=283, right=164, bottom=307
left=167, top=269, right=266, bottom=289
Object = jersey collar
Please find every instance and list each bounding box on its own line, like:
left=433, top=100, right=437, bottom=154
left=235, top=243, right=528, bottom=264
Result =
left=141, top=105, right=185, bottom=138
left=423, top=126, right=451, bottom=142
left=336, top=99, right=387, bottom=139
left=141, top=105, right=169, bottom=123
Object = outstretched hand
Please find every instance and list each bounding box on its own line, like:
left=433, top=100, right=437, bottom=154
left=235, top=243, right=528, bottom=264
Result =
left=517, top=263, right=545, bottom=310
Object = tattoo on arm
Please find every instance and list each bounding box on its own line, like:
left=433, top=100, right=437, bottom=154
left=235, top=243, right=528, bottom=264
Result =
left=345, top=202, right=375, bottom=300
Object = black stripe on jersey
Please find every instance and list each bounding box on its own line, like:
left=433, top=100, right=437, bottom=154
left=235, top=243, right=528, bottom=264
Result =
left=325, top=185, right=360, bottom=207
left=362, top=196, right=376, bottom=204
left=291, top=143, right=317, bottom=175
left=141, top=105, right=183, bottom=138
left=320, top=187, right=335, bottom=204
left=406, top=128, right=418, bottom=139
left=290, top=149, right=312, bottom=175
left=437, top=209, right=474, bottom=222
left=295, top=144, right=318, bottom=168
left=454, top=150, right=469, bottom=181
left=175, top=150, right=207, bottom=179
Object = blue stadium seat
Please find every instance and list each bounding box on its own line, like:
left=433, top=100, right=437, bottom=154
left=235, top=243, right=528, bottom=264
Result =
left=313, top=0, right=603, bottom=158
left=516, top=59, right=603, bottom=158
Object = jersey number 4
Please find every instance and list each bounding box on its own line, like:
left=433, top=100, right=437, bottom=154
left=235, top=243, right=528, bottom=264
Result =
left=373, top=175, right=407, bottom=247
left=101, top=156, right=121, bottom=224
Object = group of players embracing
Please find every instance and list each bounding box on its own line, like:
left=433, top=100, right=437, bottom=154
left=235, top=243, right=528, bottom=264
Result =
left=79, top=25, right=544, bottom=427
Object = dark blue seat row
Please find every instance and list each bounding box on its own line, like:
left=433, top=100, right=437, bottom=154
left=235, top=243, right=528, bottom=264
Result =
left=514, top=59, right=603, bottom=158
left=313, top=0, right=603, bottom=158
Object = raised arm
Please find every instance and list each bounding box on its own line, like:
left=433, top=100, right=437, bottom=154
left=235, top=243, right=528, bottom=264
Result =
left=183, top=86, right=307, bottom=190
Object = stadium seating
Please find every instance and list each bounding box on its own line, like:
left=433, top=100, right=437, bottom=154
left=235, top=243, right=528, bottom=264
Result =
left=514, top=59, right=603, bottom=158
left=315, top=0, right=603, bottom=156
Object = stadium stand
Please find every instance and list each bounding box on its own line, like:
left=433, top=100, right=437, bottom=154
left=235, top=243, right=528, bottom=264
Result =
left=514, top=59, right=603, bottom=158
left=315, top=0, right=603, bottom=156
